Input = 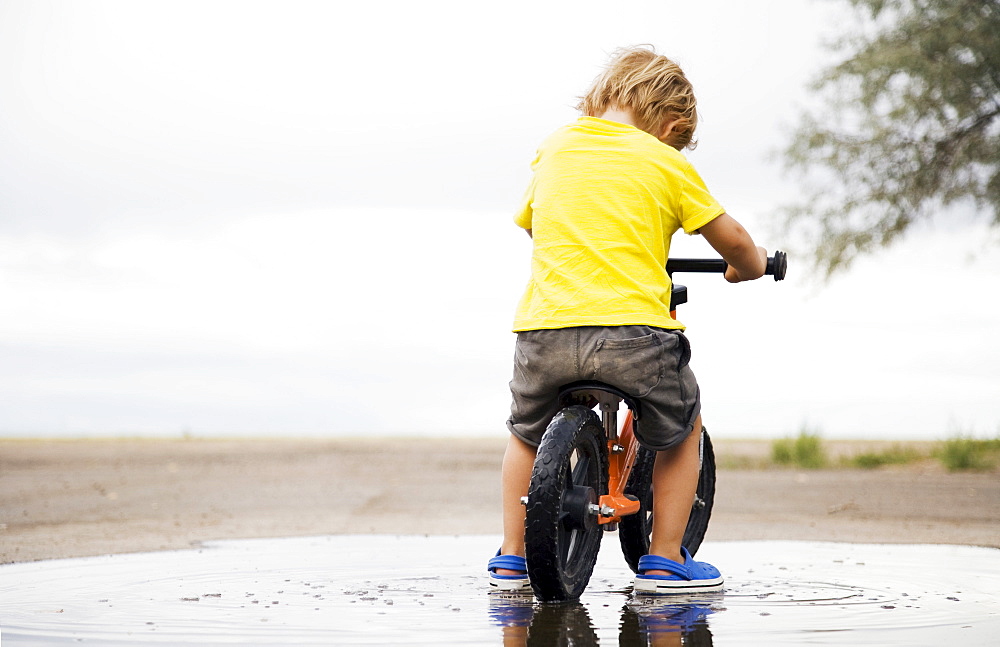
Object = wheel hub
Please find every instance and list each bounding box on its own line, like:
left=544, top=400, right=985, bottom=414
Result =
left=561, top=485, right=598, bottom=532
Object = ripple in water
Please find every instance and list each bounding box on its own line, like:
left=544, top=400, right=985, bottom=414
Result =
left=1, top=537, right=998, bottom=645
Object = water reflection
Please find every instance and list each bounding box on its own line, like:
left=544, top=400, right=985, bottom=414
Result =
left=621, top=599, right=714, bottom=647
left=489, top=593, right=716, bottom=646
left=490, top=596, right=599, bottom=645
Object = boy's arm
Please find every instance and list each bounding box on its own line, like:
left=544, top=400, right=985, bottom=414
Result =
left=697, top=213, right=767, bottom=283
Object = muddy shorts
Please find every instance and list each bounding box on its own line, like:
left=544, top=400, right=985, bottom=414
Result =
left=506, top=325, right=701, bottom=451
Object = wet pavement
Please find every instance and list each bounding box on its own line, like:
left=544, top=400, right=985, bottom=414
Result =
left=1, top=535, right=998, bottom=645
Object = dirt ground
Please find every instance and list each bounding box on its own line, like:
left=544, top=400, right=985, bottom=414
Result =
left=1, top=437, right=998, bottom=564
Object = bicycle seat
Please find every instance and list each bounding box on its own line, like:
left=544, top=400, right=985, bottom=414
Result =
left=557, top=381, right=642, bottom=420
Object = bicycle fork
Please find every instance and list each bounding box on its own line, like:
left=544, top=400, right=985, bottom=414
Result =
left=595, top=400, right=641, bottom=529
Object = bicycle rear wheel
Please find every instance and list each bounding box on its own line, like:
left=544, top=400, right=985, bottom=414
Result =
left=524, top=405, right=608, bottom=601
left=618, top=428, right=716, bottom=573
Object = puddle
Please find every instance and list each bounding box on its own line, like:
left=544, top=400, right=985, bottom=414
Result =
left=1, top=537, right=998, bottom=645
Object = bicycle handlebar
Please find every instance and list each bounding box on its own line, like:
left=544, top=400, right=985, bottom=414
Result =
left=666, top=250, right=787, bottom=281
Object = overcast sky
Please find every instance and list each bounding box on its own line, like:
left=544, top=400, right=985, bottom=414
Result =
left=1, top=0, right=997, bottom=440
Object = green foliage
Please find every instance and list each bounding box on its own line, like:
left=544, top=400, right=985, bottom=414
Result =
left=848, top=444, right=925, bottom=468
left=771, top=431, right=828, bottom=468
left=782, top=0, right=1000, bottom=276
left=716, top=453, right=771, bottom=470
left=936, top=435, right=1000, bottom=471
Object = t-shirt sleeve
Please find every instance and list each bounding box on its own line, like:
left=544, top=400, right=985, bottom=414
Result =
left=513, top=180, right=533, bottom=230
left=679, top=163, right=726, bottom=234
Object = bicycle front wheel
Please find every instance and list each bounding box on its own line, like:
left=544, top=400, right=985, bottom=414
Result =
left=618, top=428, right=716, bottom=573
left=524, top=405, right=608, bottom=601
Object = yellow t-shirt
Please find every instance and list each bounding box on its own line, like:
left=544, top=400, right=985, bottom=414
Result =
left=513, top=116, right=725, bottom=332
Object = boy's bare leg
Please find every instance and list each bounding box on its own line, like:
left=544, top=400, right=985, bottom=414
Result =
left=646, top=415, right=703, bottom=574
left=498, top=434, right=537, bottom=574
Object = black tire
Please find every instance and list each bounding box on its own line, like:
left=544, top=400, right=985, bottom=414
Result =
left=524, top=405, right=608, bottom=602
left=618, top=428, right=716, bottom=573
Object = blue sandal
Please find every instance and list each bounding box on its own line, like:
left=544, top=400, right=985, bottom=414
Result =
left=633, top=547, right=724, bottom=595
left=487, top=551, right=531, bottom=592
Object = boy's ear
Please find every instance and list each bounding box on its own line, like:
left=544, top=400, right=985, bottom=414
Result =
left=658, top=118, right=685, bottom=149
left=659, top=119, right=681, bottom=140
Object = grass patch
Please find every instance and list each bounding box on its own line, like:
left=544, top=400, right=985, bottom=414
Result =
left=718, top=436, right=1000, bottom=472
left=771, top=431, right=827, bottom=469
left=936, top=436, right=1000, bottom=472
left=715, top=454, right=772, bottom=470
left=846, top=444, right=927, bottom=469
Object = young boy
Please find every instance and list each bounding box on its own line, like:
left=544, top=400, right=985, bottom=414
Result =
left=488, top=46, right=769, bottom=594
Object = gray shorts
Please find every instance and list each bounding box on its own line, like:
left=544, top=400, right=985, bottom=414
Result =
left=507, top=326, right=701, bottom=451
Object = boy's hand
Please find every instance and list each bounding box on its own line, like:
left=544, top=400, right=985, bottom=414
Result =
left=724, top=246, right=767, bottom=283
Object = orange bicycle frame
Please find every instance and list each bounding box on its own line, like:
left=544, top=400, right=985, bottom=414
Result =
left=596, top=407, right=641, bottom=525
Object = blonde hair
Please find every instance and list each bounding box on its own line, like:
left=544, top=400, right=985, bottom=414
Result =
left=577, top=46, right=698, bottom=150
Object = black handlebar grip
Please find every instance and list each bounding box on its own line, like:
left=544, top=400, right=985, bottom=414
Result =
left=767, top=250, right=787, bottom=281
